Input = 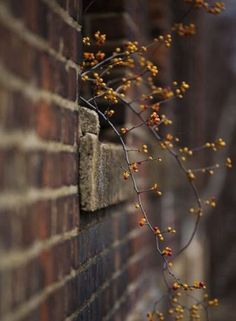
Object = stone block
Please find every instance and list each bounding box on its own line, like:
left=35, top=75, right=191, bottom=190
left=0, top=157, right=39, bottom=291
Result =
left=79, top=106, right=133, bottom=211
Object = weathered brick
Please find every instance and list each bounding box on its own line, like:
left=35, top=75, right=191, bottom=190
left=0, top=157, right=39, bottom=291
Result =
left=0, top=91, right=33, bottom=130
left=34, top=101, right=62, bottom=142
left=0, top=209, right=21, bottom=251
left=0, top=25, right=78, bottom=98
left=53, top=242, right=70, bottom=280
left=44, top=287, right=65, bottom=321
left=0, top=149, right=28, bottom=191
left=54, top=195, right=79, bottom=233
left=28, top=258, right=45, bottom=296
left=39, top=248, right=55, bottom=287
left=0, top=24, right=37, bottom=82
left=27, top=151, right=78, bottom=188
left=0, top=259, right=44, bottom=317
left=22, top=0, right=43, bottom=34
left=47, top=10, right=80, bottom=63
left=39, top=53, right=53, bottom=92
left=61, top=108, right=78, bottom=144
left=67, top=67, right=78, bottom=101
left=64, top=278, right=78, bottom=317
left=29, top=201, right=52, bottom=242
left=0, top=270, right=13, bottom=317
left=0, top=93, right=78, bottom=144
left=39, top=52, right=78, bottom=100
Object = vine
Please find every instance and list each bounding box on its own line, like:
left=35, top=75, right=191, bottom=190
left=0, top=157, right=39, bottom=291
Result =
left=80, top=1, right=231, bottom=320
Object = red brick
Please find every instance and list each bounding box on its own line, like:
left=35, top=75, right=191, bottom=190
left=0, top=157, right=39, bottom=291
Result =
left=34, top=101, right=62, bottom=142
left=0, top=24, right=78, bottom=98
left=0, top=209, right=19, bottom=251
left=67, top=67, right=78, bottom=101
left=22, top=0, right=41, bottom=34
left=61, top=108, right=78, bottom=145
left=39, top=249, right=55, bottom=286
left=30, top=201, right=51, bottom=241
left=47, top=10, right=80, bottom=63
left=53, top=241, right=71, bottom=279
left=39, top=302, right=50, bottom=321
left=55, top=195, right=79, bottom=234
left=39, top=53, right=53, bottom=92
left=43, top=288, right=65, bottom=321
left=0, top=25, right=37, bottom=82
left=0, top=91, right=34, bottom=130
left=39, top=50, right=77, bottom=99
left=27, top=151, right=78, bottom=188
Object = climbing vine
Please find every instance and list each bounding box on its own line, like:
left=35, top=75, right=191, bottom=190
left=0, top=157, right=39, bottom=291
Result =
left=80, top=1, right=231, bottom=320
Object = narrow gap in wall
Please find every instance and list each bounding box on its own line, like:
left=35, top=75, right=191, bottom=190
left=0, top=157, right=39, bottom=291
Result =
left=81, top=0, right=128, bottom=143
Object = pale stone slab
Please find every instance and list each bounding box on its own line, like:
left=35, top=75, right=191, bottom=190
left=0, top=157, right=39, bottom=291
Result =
left=79, top=107, right=133, bottom=211
left=79, top=107, right=100, bottom=136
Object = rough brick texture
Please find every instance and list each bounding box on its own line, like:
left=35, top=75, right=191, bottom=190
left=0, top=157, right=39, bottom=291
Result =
left=0, top=1, right=162, bottom=321
left=0, top=0, right=80, bottom=320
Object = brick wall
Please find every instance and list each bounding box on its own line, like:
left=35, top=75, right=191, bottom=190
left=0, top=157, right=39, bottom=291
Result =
left=0, top=1, right=164, bottom=321
left=80, top=0, right=163, bottom=320
left=0, top=0, right=81, bottom=320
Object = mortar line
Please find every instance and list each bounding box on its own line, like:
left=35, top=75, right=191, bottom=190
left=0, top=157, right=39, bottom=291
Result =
left=101, top=271, right=152, bottom=321
left=0, top=2, right=81, bottom=74
left=77, top=228, right=146, bottom=275
left=0, top=130, right=77, bottom=153
left=78, top=202, right=137, bottom=234
left=0, top=185, right=78, bottom=210
left=41, top=0, right=82, bottom=32
left=0, top=64, right=78, bottom=111
left=0, top=227, right=78, bottom=269
left=65, top=248, right=151, bottom=321
left=0, top=196, right=139, bottom=267
left=0, top=224, right=144, bottom=271
left=1, top=243, right=150, bottom=321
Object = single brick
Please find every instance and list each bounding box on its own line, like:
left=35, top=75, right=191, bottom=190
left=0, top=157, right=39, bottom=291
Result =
left=0, top=25, right=37, bottom=82
left=35, top=101, right=62, bottom=142
left=26, top=151, right=78, bottom=188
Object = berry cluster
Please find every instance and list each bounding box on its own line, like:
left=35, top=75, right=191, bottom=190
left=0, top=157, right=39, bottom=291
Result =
left=80, top=1, right=228, bottom=320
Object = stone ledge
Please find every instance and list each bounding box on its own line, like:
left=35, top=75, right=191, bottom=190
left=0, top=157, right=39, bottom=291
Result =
left=79, top=107, right=100, bottom=136
left=79, top=107, right=133, bottom=212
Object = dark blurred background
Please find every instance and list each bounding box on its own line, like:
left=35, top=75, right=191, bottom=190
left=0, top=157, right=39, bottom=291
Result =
left=172, top=1, right=236, bottom=319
